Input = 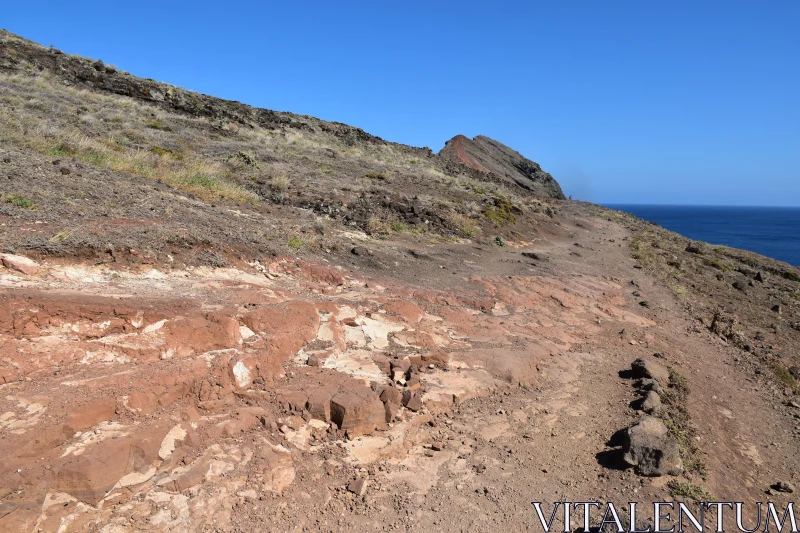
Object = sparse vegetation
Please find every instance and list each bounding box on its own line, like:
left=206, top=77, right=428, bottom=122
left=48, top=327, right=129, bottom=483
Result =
left=151, top=146, right=184, bottom=160
left=661, top=368, right=706, bottom=477
left=668, top=480, right=714, bottom=502
left=770, top=362, right=798, bottom=389
left=288, top=236, right=303, bottom=251
left=482, top=196, right=518, bottom=226
left=4, top=193, right=35, bottom=209
left=146, top=119, right=171, bottom=131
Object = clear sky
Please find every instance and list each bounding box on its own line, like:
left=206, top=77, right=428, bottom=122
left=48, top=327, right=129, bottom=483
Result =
left=4, top=1, right=799, bottom=205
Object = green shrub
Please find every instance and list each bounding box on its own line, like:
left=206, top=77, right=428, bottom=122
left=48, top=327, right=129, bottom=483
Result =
left=49, top=142, right=75, bottom=156
left=5, top=193, right=34, bottom=209
left=288, top=237, right=303, bottom=251
left=482, top=197, right=518, bottom=226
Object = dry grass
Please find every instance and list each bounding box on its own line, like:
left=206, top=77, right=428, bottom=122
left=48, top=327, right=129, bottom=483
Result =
left=0, top=73, right=257, bottom=203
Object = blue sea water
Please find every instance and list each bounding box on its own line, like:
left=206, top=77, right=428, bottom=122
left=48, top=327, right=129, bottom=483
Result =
left=604, top=205, right=800, bottom=267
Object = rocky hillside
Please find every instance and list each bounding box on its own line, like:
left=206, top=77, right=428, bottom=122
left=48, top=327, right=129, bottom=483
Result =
left=440, top=134, right=565, bottom=199
left=0, top=30, right=567, bottom=270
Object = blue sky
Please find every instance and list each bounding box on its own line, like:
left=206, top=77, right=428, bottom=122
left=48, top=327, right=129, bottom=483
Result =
left=4, top=1, right=799, bottom=205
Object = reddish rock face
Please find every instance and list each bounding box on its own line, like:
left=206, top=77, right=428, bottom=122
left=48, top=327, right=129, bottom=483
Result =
left=383, top=300, right=424, bottom=323
left=55, top=439, right=137, bottom=505
left=162, top=315, right=241, bottom=359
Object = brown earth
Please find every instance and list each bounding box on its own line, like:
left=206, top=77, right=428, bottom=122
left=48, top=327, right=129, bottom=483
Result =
left=1, top=30, right=800, bottom=533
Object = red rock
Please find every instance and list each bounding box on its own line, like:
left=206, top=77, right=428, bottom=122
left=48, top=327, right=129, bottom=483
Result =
left=299, top=263, right=344, bottom=287
left=124, top=390, right=158, bottom=415
left=55, top=440, right=135, bottom=504
left=64, top=397, right=117, bottom=433
left=173, top=459, right=209, bottom=491
left=0, top=254, right=39, bottom=275
left=306, top=387, right=336, bottom=421
left=402, top=390, right=423, bottom=412
left=279, top=391, right=309, bottom=412
left=330, top=388, right=385, bottom=437
left=380, top=387, right=403, bottom=422
left=383, top=301, right=423, bottom=323
left=162, top=315, right=241, bottom=359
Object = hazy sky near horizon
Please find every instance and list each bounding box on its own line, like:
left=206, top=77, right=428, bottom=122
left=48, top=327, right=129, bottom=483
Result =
left=4, top=2, right=799, bottom=205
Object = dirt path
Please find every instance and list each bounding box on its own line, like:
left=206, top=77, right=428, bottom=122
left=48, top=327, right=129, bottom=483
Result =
left=1, top=215, right=798, bottom=532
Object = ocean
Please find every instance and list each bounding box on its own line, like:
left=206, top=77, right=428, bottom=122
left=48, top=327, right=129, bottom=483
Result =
left=604, top=205, right=800, bottom=267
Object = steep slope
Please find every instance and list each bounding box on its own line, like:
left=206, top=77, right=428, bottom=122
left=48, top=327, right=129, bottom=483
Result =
left=440, top=134, right=565, bottom=199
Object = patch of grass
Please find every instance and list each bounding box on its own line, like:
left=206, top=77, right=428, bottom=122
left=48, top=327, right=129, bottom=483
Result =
left=227, top=150, right=259, bottom=168
left=670, top=283, right=688, bottom=299
left=365, top=172, right=386, bottom=181
left=49, top=141, right=75, bottom=156
left=447, top=212, right=480, bottom=238
left=168, top=169, right=257, bottom=203
left=702, top=258, right=733, bottom=271
left=390, top=222, right=408, bottom=232
left=784, top=270, right=800, bottom=283
left=482, top=196, right=518, bottom=226
left=367, top=217, right=390, bottom=235
left=146, top=119, right=172, bottom=131
left=5, top=193, right=35, bottom=209
left=272, top=175, right=289, bottom=194
left=662, top=368, right=707, bottom=477
left=151, top=146, right=184, bottom=160
left=288, top=236, right=303, bottom=252
left=668, top=480, right=714, bottom=502
left=770, top=362, right=798, bottom=389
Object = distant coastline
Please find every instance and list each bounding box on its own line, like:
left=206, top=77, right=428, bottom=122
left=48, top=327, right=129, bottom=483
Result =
left=604, top=204, right=800, bottom=267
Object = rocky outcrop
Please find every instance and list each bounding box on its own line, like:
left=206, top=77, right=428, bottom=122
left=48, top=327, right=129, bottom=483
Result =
left=439, top=135, right=565, bottom=199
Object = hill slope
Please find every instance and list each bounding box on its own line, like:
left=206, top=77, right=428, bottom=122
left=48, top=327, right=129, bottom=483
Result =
left=0, top=29, right=564, bottom=268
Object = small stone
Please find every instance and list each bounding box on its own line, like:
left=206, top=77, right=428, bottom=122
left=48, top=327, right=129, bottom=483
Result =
left=3, top=157, right=11, bottom=164
left=59, top=167, right=71, bottom=175
left=639, top=378, right=662, bottom=394
left=685, top=243, right=704, bottom=254
left=307, top=354, right=320, bottom=367
left=351, top=246, right=371, bottom=256
left=771, top=304, right=782, bottom=314
left=495, top=236, right=506, bottom=247
left=641, top=391, right=662, bottom=414
left=732, top=280, right=747, bottom=292
left=631, top=358, right=670, bottom=384
left=347, top=477, right=368, bottom=496
left=774, top=482, right=795, bottom=493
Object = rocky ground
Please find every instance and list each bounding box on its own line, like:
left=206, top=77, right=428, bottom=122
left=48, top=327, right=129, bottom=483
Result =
left=1, top=30, right=800, bottom=533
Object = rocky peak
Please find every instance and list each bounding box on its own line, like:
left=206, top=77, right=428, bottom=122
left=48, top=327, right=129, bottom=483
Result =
left=439, top=134, right=565, bottom=199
